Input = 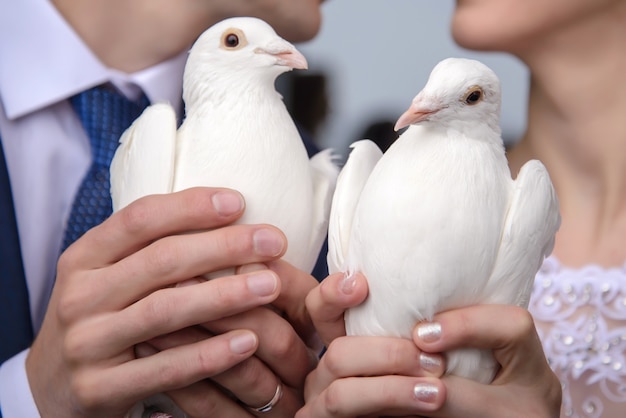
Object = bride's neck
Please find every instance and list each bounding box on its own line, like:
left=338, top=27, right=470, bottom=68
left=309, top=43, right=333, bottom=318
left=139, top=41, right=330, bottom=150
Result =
left=507, top=7, right=626, bottom=267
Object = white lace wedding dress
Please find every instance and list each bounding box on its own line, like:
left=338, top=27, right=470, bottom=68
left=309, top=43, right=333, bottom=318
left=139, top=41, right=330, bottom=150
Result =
left=529, top=257, right=626, bottom=417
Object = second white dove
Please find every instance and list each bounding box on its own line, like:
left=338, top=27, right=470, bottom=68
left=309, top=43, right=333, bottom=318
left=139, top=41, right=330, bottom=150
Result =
left=328, top=57, right=560, bottom=384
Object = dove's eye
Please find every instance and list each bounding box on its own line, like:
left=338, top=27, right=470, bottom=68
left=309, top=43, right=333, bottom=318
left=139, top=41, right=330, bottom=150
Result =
left=220, top=28, right=248, bottom=50
left=463, top=87, right=483, bottom=105
left=225, top=34, right=239, bottom=47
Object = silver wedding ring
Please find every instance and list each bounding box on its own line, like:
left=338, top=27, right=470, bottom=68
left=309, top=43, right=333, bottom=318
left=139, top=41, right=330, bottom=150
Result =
left=249, top=382, right=283, bottom=413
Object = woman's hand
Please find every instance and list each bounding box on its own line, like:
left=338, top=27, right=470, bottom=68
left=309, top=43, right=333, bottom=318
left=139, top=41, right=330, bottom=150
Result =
left=412, top=304, right=562, bottom=417
left=299, top=272, right=446, bottom=417
left=299, top=272, right=562, bottom=417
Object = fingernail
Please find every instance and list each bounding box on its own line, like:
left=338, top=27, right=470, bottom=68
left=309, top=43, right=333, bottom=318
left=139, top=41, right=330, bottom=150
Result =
left=230, top=331, right=258, bottom=354
left=247, top=271, right=278, bottom=296
left=413, top=383, right=439, bottom=403
left=417, top=322, right=442, bottom=343
left=212, top=191, right=244, bottom=216
left=340, top=272, right=356, bottom=294
left=419, top=352, right=443, bottom=374
left=253, top=228, right=285, bottom=257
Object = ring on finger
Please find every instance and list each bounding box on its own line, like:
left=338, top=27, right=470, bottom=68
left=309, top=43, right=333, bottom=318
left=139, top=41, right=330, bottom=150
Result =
left=246, top=381, right=283, bottom=413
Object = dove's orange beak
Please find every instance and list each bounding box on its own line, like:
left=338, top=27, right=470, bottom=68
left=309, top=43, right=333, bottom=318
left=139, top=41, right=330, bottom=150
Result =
left=394, top=100, right=440, bottom=131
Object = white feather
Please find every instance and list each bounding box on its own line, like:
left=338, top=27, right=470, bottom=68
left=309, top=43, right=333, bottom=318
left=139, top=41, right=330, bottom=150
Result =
left=327, top=140, right=383, bottom=274
left=110, top=103, right=177, bottom=211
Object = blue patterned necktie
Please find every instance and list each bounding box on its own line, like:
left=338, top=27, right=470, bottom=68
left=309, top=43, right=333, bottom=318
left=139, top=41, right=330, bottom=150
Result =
left=61, top=85, right=149, bottom=251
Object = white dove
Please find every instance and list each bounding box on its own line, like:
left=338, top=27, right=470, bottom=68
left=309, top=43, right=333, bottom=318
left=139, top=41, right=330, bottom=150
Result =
left=110, top=16, right=338, bottom=276
left=327, top=57, right=560, bottom=384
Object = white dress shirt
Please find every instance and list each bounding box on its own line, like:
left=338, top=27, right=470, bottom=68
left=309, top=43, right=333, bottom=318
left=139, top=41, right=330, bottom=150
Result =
left=0, top=0, right=187, bottom=415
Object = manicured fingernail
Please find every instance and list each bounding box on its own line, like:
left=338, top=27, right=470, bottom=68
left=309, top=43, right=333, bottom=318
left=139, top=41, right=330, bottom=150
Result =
left=230, top=331, right=258, bottom=354
left=212, top=191, right=244, bottom=216
left=247, top=271, right=278, bottom=296
left=417, top=322, right=442, bottom=343
left=419, top=352, right=443, bottom=374
left=253, top=228, right=285, bottom=257
left=413, top=383, right=439, bottom=403
left=340, top=272, right=356, bottom=294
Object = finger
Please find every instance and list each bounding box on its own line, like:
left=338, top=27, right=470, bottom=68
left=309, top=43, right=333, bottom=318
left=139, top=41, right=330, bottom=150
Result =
left=120, top=270, right=280, bottom=345
left=305, top=272, right=369, bottom=346
left=166, top=379, right=253, bottom=418
left=237, top=260, right=321, bottom=352
left=206, top=306, right=317, bottom=389
left=136, top=340, right=255, bottom=418
left=424, top=373, right=560, bottom=418
left=296, top=376, right=445, bottom=418
left=68, top=330, right=258, bottom=411
left=307, top=336, right=444, bottom=400
left=412, top=305, right=561, bottom=417
left=61, top=187, right=245, bottom=268
left=65, top=271, right=280, bottom=356
left=413, top=305, right=549, bottom=381
left=214, top=361, right=303, bottom=418
left=266, top=260, right=320, bottom=348
left=147, top=325, right=304, bottom=417
left=84, top=223, right=285, bottom=312
left=147, top=325, right=215, bottom=349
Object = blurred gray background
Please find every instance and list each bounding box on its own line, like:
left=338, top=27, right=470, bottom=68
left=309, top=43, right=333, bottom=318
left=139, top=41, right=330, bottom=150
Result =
left=286, top=0, right=529, bottom=158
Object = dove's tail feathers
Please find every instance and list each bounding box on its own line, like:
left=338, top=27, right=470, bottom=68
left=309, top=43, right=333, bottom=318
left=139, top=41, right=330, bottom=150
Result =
left=446, top=347, right=498, bottom=384
left=110, top=103, right=178, bottom=212
left=327, top=140, right=383, bottom=273
left=305, top=148, right=340, bottom=273
left=485, top=159, right=561, bottom=307
left=311, top=148, right=343, bottom=166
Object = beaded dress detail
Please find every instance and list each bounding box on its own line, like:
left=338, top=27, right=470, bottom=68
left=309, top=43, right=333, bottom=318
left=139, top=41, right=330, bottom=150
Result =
left=529, top=257, right=626, bottom=417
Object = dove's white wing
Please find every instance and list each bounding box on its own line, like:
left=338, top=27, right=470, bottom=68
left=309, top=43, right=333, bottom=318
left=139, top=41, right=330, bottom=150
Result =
left=110, top=103, right=178, bottom=212
left=484, top=159, right=561, bottom=307
left=306, top=149, right=340, bottom=273
left=327, top=140, right=383, bottom=273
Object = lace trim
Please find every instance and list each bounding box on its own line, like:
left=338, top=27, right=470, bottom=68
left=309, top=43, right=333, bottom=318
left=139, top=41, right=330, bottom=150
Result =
left=529, top=257, right=626, bottom=417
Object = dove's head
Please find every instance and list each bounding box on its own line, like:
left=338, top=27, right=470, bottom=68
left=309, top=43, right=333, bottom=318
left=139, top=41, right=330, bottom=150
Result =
left=395, top=58, right=502, bottom=135
left=183, top=17, right=307, bottom=105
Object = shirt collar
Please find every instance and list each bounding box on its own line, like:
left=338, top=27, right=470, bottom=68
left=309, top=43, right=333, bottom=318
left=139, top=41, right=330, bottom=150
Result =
left=0, top=0, right=187, bottom=120
left=122, top=53, right=188, bottom=116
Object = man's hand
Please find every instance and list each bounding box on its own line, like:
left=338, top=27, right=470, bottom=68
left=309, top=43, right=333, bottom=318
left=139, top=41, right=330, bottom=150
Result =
left=27, top=188, right=293, bottom=417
